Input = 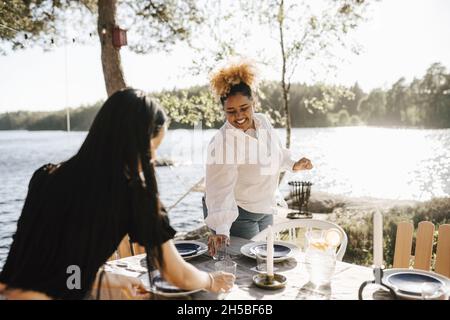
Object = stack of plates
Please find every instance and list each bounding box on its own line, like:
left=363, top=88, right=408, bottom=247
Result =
left=382, top=268, right=450, bottom=299
left=174, top=240, right=208, bottom=260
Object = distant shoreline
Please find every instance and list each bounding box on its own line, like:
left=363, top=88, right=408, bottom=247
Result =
left=1, top=125, right=450, bottom=131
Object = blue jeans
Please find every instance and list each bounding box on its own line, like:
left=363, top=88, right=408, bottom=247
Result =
left=202, top=197, right=273, bottom=240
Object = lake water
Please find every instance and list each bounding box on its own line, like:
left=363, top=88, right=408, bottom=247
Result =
left=1, top=127, right=449, bottom=267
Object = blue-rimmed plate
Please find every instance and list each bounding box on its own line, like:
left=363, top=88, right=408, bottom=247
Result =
left=175, top=242, right=200, bottom=257
left=383, top=268, right=450, bottom=299
left=139, top=272, right=202, bottom=297
left=241, top=241, right=298, bottom=262
left=250, top=244, right=292, bottom=258
left=174, top=240, right=208, bottom=260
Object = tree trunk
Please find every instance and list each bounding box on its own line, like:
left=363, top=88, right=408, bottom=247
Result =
left=278, top=0, right=291, bottom=150
left=282, top=86, right=291, bottom=149
left=278, top=0, right=291, bottom=185
left=97, top=0, right=126, bottom=97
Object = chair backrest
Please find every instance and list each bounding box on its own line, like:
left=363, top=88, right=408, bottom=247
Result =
left=414, top=221, right=435, bottom=271
left=251, top=219, right=348, bottom=261
left=435, top=224, right=450, bottom=278
left=393, top=221, right=414, bottom=268
left=393, top=221, right=450, bottom=277
left=108, top=235, right=146, bottom=261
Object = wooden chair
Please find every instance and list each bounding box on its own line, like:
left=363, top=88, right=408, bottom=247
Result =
left=435, top=224, right=450, bottom=277
left=108, top=235, right=146, bottom=261
left=393, top=221, right=450, bottom=278
left=251, top=219, right=348, bottom=261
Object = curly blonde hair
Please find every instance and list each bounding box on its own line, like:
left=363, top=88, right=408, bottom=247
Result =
left=209, top=59, right=258, bottom=103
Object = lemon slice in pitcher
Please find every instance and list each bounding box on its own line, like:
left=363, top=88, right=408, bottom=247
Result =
left=325, top=228, right=342, bottom=248
left=311, top=241, right=328, bottom=251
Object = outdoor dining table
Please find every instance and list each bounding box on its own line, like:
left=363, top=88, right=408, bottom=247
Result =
left=105, top=236, right=384, bottom=300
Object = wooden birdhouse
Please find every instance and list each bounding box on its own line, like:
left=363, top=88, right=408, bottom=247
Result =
left=112, top=27, right=127, bottom=48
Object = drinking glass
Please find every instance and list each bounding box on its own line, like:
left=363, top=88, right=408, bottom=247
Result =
left=213, top=242, right=228, bottom=261
left=256, top=252, right=267, bottom=272
left=215, top=260, right=237, bottom=275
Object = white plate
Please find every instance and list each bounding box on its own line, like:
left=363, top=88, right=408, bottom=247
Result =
left=382, top=268, right=450, bottom=300
left=240, top=241, right=299, bottom=262
left=139, top=273, right=203, bottom=297
left=174, top=240, right=208, bottom=261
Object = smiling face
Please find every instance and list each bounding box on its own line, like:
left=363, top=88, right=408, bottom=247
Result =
left=223, top=93, right=255, bottom=131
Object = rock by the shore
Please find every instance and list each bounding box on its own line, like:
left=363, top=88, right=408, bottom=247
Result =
left=155, top=158, right=175, bottom=166
left=285, top=191, right=419, bottom=213
left=175, top=225, right=211, bottom=241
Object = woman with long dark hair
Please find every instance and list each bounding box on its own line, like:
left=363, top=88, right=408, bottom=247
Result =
left=0, top=88, right=234, bottom=299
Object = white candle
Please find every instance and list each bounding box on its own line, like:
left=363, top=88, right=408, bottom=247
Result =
left=373, top=211, right=383, bottom=267
left=266, top=225, right=274, bottom=277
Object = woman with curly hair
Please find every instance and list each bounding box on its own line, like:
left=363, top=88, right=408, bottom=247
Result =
left=204, top=60, right=313, bottom=255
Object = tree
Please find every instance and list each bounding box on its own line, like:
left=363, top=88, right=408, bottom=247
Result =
left=0, top=0, right=203, bottom=96
left=0, top=1, right=97, bottom=53
left=336, top=82, right=365, bottom=115
left=385, top=77, right=408, bottom=126
left=234, top=0, right=370, bottom=149
left=419, top=62, right=450, bottom=127
left=189, top=1, right=372, bottom=149
left=358, top=89, right=386, bottom=125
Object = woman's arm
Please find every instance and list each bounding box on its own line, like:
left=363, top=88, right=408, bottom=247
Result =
left=92, top=272, right=149, bottom=300
left=158, top=240, right=235, bottom=293
left=0, top=282, right=51, bottom=300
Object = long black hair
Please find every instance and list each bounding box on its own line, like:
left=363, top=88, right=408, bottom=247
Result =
left=0, top=88, right=172, bottom=299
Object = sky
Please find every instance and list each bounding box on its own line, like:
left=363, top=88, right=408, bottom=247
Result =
left=0, top=0, right=450, bottom=112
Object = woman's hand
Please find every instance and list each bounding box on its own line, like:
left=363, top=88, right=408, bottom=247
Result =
left=207, top=271, right=236, bottom=293
left=207, top=234, right=230, bottom=257
left=293, top=157, right=313, bottom=171
left=95, top=272, right=149, bottom=300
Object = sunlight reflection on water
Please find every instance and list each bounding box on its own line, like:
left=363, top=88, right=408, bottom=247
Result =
left=0, top=127, right=449, bottom=267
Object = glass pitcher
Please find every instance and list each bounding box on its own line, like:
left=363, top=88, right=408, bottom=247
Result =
left=304, top=229, right=337, bottom=286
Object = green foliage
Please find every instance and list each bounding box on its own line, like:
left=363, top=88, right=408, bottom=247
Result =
left=1, top=61, right=449, bottom=130
left=0, top=102, right=102, bottom=131
left=154, top=87, right=222, bottom=128
left=329, top=209, right=374, bottom=266
left=0, top=0, right=96, bottom=53
left=0, top=0, right=203, bottom=55
left=359, top=63, right=450, bottom=128
left=330, top=197, right=450, bottom=267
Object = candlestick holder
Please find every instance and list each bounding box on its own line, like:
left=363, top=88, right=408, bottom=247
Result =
left=253, top=273, right=287, bottom=290
left=358, top=266, right=397, bottom=300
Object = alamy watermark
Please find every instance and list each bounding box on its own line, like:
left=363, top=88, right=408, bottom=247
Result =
left=66, top=265, right=81, bottom=290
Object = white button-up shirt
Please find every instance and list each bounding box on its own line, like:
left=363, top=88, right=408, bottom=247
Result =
left=204, top=113, right=297, bottom=237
